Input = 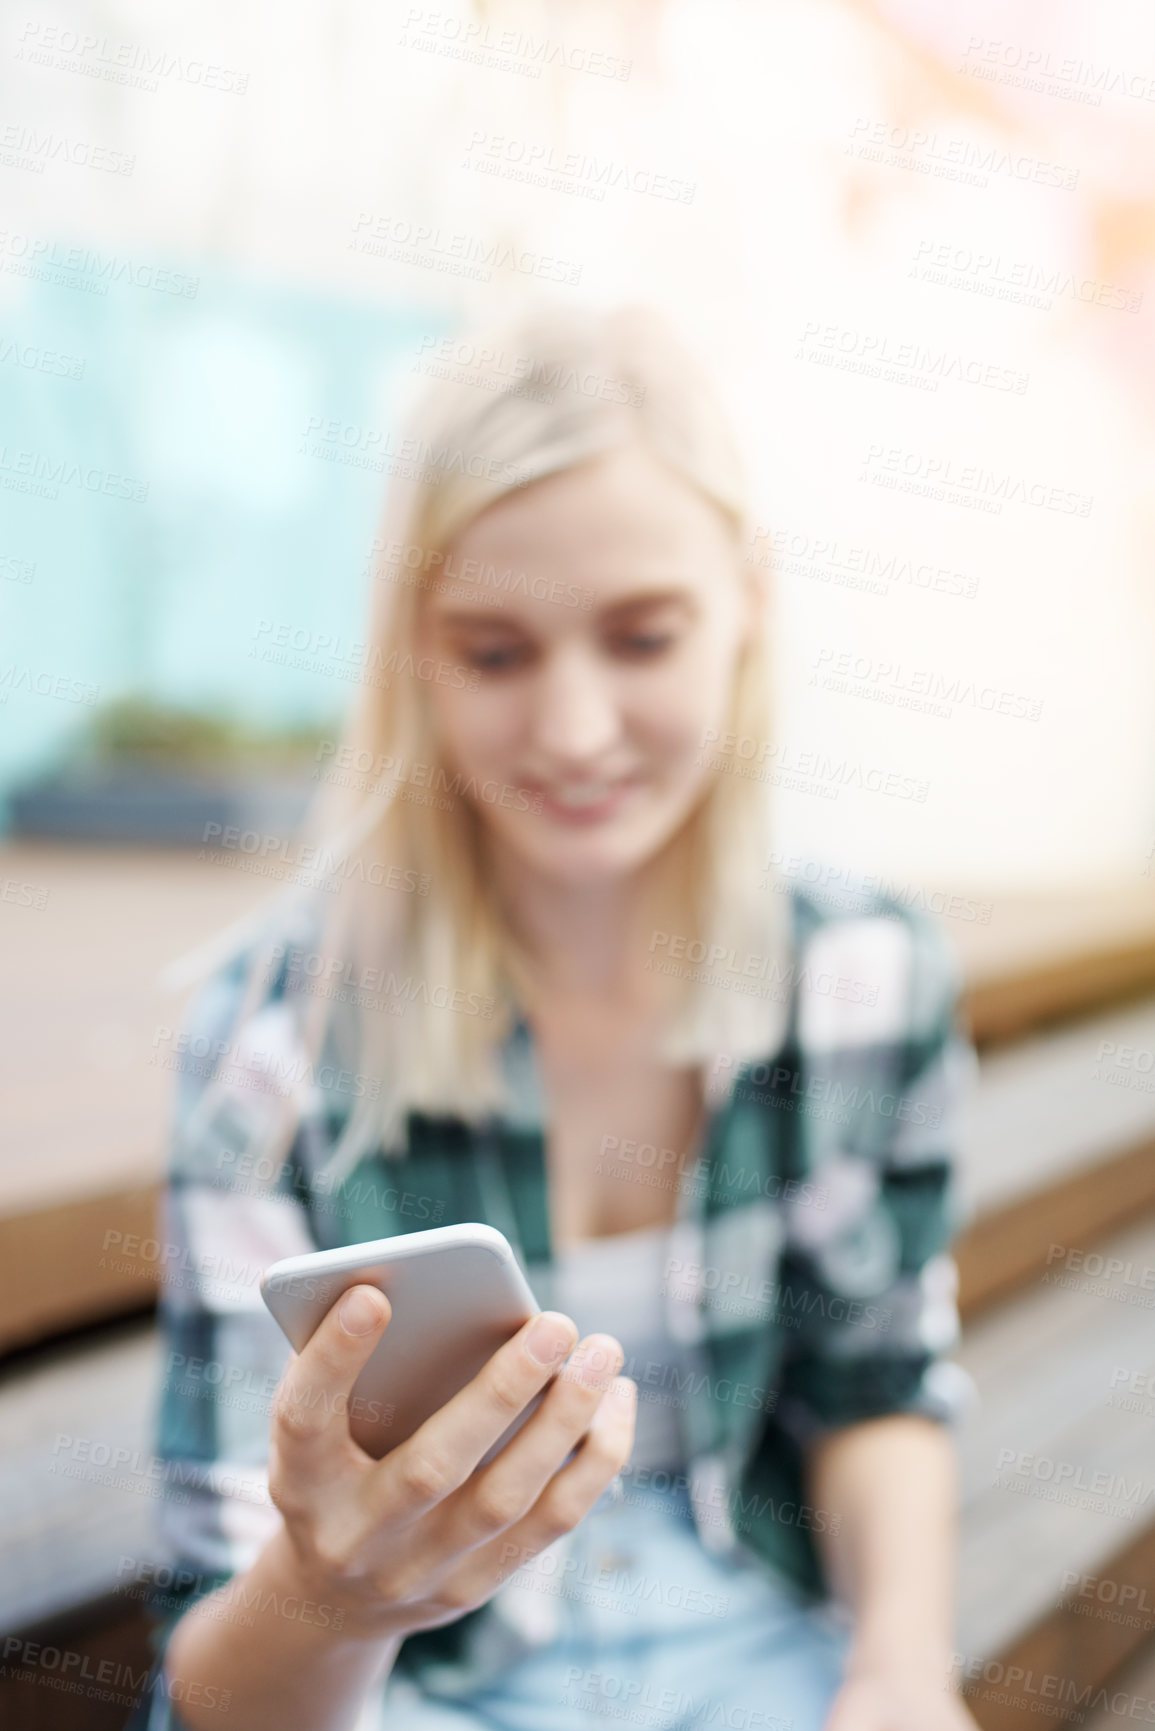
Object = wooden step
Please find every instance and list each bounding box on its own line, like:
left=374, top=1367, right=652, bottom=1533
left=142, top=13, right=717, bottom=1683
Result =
left=0, top=842, right=270, bottom=1354
left=955, top=1214, right=1155, bottom=1728
left=1079, top=1638, right=1155, bottom=1730
left=0, top=1320, right=161, bottom=1634
left=951, top=882, right=1155, bottom=1049
left=955, top=997, right=1155, bottom=1314
left=0, top=1593, right=153, bottom=1731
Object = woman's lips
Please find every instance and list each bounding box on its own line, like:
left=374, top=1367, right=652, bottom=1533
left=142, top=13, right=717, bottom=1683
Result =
left=528, top=777, right=642, bottom=826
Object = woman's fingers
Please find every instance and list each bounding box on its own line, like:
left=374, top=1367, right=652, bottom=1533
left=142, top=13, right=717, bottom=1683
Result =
left=469, top=1375, right=637, bottom=1584
left=369, top=1311, right=579, bottom=1522
left=269, top=1284, right=392, bottom=1496
left=441, top=1334, right=625, bottom=1550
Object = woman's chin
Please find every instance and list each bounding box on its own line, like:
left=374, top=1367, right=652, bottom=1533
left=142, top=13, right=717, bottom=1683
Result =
left=493, top=806, right=687, bottom=886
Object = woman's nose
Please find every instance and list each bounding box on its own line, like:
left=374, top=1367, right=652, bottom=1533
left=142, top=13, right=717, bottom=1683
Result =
left=530, top=646, right=621, bottom=763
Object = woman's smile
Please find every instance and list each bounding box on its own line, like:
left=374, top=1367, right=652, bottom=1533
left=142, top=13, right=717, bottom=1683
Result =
left=527, top=773, right=645, bottom=825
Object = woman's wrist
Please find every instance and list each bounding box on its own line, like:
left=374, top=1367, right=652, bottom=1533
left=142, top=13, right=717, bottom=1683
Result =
left=254, top=1523, right=414, bottom=1647
left=167, top=1529, right=407, bottom=1731
left=843, top=1580, right=956, bottom=1687
left=844, top=1622, right=956, bottom=1690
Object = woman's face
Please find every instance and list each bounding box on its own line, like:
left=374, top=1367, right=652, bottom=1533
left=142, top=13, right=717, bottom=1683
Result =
left=415, top=442, right=759, bottom=887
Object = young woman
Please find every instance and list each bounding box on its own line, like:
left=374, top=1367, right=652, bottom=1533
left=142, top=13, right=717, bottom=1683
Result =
left=132, top=305, right=977, bottom=1731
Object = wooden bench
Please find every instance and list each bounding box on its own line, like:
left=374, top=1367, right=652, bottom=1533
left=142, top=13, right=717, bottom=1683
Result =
left=956, top=1215, right=1155, bottom=1728
left=0, top=842, right=270, bottom=1353
left=7, top=851, right=1155, bottom=1354
left=0, top=1321, right=159, bottom=1636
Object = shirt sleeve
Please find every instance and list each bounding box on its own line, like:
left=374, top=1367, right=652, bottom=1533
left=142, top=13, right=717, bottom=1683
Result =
left=127, top=949, right=324, bottom=1730
left=771, top=900, right=977, bottom=1445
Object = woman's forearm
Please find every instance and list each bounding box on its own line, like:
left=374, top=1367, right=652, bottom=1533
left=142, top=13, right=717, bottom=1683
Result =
left=164, top=1525, right=402, bottom=1731
left=807, top=1413, right=959, bottom=1681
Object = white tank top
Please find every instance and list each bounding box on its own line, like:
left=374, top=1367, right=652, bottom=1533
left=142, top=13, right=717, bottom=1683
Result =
left=548, top=1223, right=694, bottom=1472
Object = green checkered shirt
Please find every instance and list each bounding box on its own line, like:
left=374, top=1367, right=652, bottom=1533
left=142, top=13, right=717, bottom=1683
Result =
left=130, top=884, right=971, bottom=1726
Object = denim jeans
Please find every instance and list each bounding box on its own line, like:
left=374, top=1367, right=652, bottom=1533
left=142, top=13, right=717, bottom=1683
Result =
left=373, top=1479, right=851, bottom=1731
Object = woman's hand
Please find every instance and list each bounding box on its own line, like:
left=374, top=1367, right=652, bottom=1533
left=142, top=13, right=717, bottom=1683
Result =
left=264, top=1283, right=636, bottom=1641
left=823, top=1667, right=981, bottom=1730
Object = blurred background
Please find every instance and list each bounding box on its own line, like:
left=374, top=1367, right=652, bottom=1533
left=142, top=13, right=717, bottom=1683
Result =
left=3, top=1, right=1155, bottom=1726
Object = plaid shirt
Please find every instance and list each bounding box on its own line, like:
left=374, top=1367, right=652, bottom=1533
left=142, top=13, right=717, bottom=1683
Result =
left=131, top=885, right=972, bottom=1727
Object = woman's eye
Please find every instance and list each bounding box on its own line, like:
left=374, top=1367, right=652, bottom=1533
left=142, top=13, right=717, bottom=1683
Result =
left=463, top=641, right=533, bottom=672
left=612, top=631, right=676, bottom=658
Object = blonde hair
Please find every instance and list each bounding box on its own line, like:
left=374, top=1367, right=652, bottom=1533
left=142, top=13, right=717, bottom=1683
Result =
left=184, top=303, right=788, bottom=1182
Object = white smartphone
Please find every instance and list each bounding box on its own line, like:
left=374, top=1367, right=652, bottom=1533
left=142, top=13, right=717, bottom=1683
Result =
left=260, top=1223, right=542, bottom=1461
